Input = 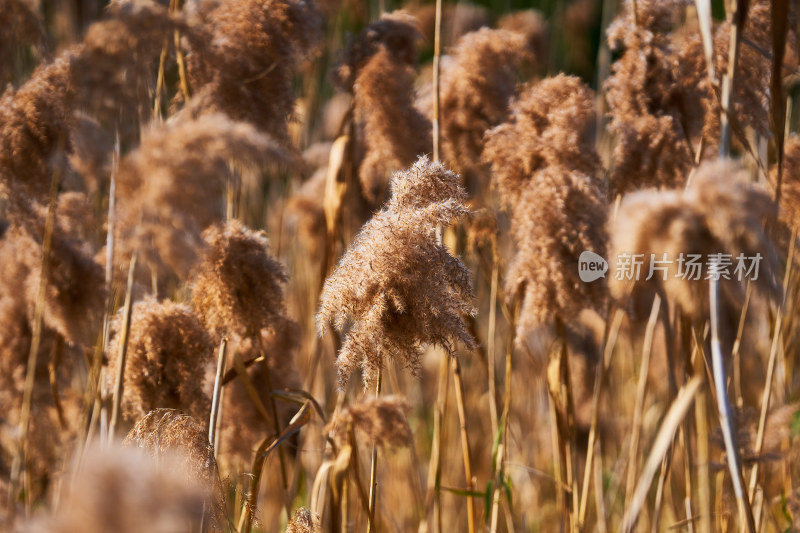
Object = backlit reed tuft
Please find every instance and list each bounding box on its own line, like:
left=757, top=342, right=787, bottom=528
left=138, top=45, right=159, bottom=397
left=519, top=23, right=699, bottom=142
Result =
left=2, top=202, right=105, bottom=346
left=105, top=298, right=213, bottom=423
left=317, top=156, right=475, bottom=388
left=434, top=28, right=535, bottom=194
left=186, top=0, right=323, bottom=143
left=124, top=408, right=217, bottom=483
left=0, top=56, right=72, bottom=204
left=483, top=74, right=601, bottom=211
left=608, top=159, right=777, bottom=321
left=484, top=75, right=606, bottom=338
left=604, top=0, right=702, bottom=196
left=114, top=114, right=291, bottom=284
left=0, top=0, right=47, bottom=85
left=326, top=395, right=412, bottom=449
left=23, top=445, right=208, bottom=533
left=191, top=220, right=289, bottom=340
left=69, top=1, right=192, bottom=125
left=286, top=508, right=322, bottom=533
left=334, top=11, right=431, bottom=204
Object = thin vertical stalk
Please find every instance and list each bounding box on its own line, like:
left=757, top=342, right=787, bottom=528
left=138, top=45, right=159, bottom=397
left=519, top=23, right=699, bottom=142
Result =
left=578, top=308, right=624, bottom=525
left=9, top=157, right=62, bottom=514
left=431, top=0, right=442, bottom=162
left=748, top=233, right=794, bottom=500
left=719, top=0, right=749, bottom=157
left=625, top=294, right=662, bottom=506
left=208, top=337, right=228, bottom=450
left=367, top=368, right=383, bottom=533
left=108, top=251, right=138, bottom=442
left=709, top=275, right=756, bottom=532
left=426, top=348, right=449, bottom=533
left=450, top=355, right=476, bottom=533
left=487, top=252, right=499, bottom=438
left=693, top=340, right=712, bottom=533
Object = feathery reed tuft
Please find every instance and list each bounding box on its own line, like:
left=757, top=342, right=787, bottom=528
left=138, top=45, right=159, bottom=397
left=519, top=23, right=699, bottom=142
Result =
left=105, top=298, right=213, bottom=422
left=317, top=156, right=475, bottom=388
left=114, top=114, right=291, bottom=284
left=185, top=0, right=323, bottom=142
left=0, top=57, right=72, bottom=204
left=608, top=159, right=777, bottom=321
left=124, top=408, right=216, bottom=483
left=434, top=28, right=535, bottom=194
left=334, top=11, right=431, bottom=204
left=23, top=445, right=208, bottom=533
left=286, top=508, right=322, bottom=533
left=484, top=74, right=601, bottom=210
left=327, top=395, right=412, bottom=448
left=191, top=220, right=289, bottom=340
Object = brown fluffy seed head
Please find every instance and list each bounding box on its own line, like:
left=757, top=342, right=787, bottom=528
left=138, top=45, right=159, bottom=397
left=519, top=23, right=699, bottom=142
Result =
left=0, top=55, right=73, bottom=205
left=0, top=202, right=105, bottom=346
left=191, top=220, right=289, bottom=340
left=105, top=298, right=213, bottom=423
left=317, top=156, right=475, bottom=388
left=434, top=28, right=535, bottom=193
left=114, top=114, right=291, bottom=283
left=0, top=0, right=47, bottom=85
left=286, top=508, right=322, bottom=533
left=506, top=167, right=608, bottom=336
left=604, top=0, right=703, bottom=196
left=484, top=74, right=601, bottom=211
left=69, top=1, right=190, bottom=126
left=338, top=14, right=431, bottom=205
left=608, top=159, right=777, bottom=320
left=497, top=9, right=548, bottom=62
left=124, top=409, right=216, bottom=483
left=327, top=395, right=412, bottom=449
left=777, top=138, right=800, bottom=233
left=186, top=0, right=323, bottom=143
left=23, top=445, right=208, bottom=533
left=333, top=11, right=421, bottom=91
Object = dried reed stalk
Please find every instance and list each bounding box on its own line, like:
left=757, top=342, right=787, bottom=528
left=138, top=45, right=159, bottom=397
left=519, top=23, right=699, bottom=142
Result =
left=9, top=153, right=62, bottom=514
left=108, top=251, right=137, bottom=442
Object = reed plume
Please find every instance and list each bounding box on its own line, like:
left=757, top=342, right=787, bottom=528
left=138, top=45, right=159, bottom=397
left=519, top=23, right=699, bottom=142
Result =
left=484, top=75, right=606, bottom=341
left=334, top=11, right=431, bottom=204
left=317, top=156, right=475, bottom=388
left=104, top=298, right=213, bottom=423
left=608, top=159, right=777, bottom=321
left=327, top=395, right=412, bottom=449
left=69, top=0, right=191, bottom=126
left=185, top=0, right=323, bottom=143
left=0, top=0, right=47, bottom=85
left=124, top=408, right=217, bottom=483
left=604, top=0, right=703, bottom=196
left=484, top=74, right=602, bottom=211
left=286, top=508, right=322, bottom=533
left=0, top=56, right=72, bottom=205
left=191, top=220, right=301, bottom=466
left=433, top=28, right=535, bottom=194
left=191, top=220, right=289, bottom=339
left=23, top=445, right=208, bottom=533
left=114, top=114, right=291, bottom=285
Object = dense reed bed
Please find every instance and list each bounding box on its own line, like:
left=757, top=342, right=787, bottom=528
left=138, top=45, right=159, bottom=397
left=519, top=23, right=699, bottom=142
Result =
left=2, top=0, right=800, bottom=531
